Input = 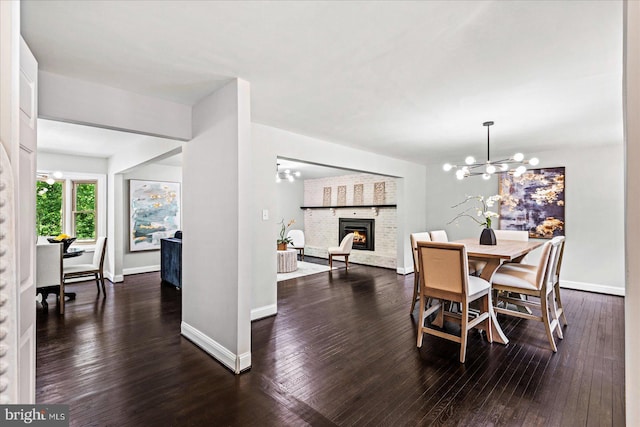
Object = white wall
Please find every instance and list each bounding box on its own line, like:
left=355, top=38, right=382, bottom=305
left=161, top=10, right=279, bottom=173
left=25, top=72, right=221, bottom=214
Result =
left=625, top=1, right=639, bottom=422
left=37, top=151, right=107, bottom=174
left=182, top=79, right=252, bottom=374
left=425, top=144, right=624, bottom=295
left=39, top=71, right=192, bottom=141
left=275, top=177, right=304, bottom=235
left=121, top=163, right=182, bottom=275
left=250, top=123, right=428, bottom=320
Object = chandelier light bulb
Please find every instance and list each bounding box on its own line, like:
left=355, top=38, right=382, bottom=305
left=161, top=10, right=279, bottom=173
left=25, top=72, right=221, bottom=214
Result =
left=52, top=171, right=63, bottom=179
left=287, top=175, right=294, bottom=182
left=46, top=177, right=55, bottom=185
left=294, top=171, right=301, bottom=177
left=275, top=175, right=281, bottom=183
left=443, top=121, right=541, bottom=180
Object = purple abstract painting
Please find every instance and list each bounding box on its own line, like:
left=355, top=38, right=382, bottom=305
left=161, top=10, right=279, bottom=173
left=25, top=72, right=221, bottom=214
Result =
left=498, top=167, right=565, bottom=239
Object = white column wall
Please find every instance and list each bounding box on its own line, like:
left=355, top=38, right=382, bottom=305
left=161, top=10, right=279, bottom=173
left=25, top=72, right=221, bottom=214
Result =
left=38, top=71, right=192, bottom=141
left=625, top=0, right=640, bottom=423
left=250, top=123, right=428, bottom=320
left=425, top=144, right=624, bottom=295
left=181, top=79, right=252, bottom=374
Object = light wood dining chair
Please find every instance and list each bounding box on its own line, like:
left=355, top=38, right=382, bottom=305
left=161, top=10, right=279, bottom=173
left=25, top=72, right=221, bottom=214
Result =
left=429, top=229, right=484, bottom=275
left=63, top=236, right=108, bottom=295
left=494, top=230, right=529, bottom=263
left=493, top=230, right=529, bottom=241
left=416, top=241, right=493, bottom=363
left=410, top=232, right=432, bottom=314
left=491, top=238, right=564, bottom=351
left=550, top=236, right=568, bottom=327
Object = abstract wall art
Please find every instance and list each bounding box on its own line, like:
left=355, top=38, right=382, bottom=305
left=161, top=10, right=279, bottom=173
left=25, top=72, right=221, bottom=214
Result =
left=498, top=167, right=565, bottom=238
left=129, top=180, right=181, bottom=251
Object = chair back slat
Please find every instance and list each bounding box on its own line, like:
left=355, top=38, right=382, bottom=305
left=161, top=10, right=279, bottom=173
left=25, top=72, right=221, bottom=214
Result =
left=410, top=232, right=431, bottom=273
left=531, top=240, right=553, bottom=290
left=418, top=242, right=468, bottom=296
left=93, top=236, right=107, bottom=268
left=429, top=230, right=449, bottom=242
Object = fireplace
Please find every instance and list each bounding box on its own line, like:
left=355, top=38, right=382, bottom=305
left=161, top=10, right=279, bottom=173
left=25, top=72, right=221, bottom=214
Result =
left=339, top=218, right=375, bottom=251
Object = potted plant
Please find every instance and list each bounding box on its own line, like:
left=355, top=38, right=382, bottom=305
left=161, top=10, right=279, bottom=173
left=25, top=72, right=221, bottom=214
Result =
left=449, top=195, right=501, bottom=245
left=277, top=218, right=295, bottom=250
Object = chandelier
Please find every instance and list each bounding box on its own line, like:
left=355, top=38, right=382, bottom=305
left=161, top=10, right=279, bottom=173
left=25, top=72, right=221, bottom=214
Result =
left=443, top=121, right=539, bottom=180
left=36, top=170, right=63, bottom=185
left=275, top=163, right=301, bottom=183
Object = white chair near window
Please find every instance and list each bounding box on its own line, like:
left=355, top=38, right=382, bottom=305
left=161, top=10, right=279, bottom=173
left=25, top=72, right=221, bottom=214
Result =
left=287, top=229, right=305, bottom=260
left=63, top=236, right=108, bottom=295
left=328, top=233, right=354, bottom=269
left=36, top=242, right=65, bottom=314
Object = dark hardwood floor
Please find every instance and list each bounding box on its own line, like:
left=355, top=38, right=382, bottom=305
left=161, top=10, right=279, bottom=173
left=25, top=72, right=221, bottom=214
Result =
left=36, top=259, right=625, bottom=426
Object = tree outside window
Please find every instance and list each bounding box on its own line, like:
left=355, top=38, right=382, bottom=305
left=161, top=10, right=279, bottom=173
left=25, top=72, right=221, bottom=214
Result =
left=36, top=180, right=63, bottom=237
left=73, top=181, right=97, bottom=241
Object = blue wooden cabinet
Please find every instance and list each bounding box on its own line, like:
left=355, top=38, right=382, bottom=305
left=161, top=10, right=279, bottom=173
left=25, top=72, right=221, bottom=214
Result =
left=161, top=238, right=182, bottom=288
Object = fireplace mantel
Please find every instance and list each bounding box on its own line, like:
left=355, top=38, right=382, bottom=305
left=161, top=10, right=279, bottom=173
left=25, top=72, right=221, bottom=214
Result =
left=299, top=204, right=396, bottom=209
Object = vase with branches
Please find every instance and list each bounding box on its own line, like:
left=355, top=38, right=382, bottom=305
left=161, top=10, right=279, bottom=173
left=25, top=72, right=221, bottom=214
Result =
left=449, top=195, right=501, bottom=245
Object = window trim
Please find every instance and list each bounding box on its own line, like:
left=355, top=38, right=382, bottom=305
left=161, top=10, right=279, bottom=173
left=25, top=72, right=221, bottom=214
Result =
left=71, top=180, right=98, bottom=243
left=37, top=170, right=107, bottom=248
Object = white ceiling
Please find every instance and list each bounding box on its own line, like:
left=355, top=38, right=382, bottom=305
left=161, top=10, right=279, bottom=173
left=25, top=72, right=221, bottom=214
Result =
left=22, top=0, right=623, bottom=165
left=37, top=119, right=175, bottom=158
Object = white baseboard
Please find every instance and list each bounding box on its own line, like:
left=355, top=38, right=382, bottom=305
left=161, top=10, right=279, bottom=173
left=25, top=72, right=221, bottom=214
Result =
left=397, top=267, right=413, bottom=275
left=106, top=272, right=123, bottom=283
left=251, top=304, right=277, bottom=321
left=560, top=280, right=625, bottom=296
left=123, top=265, right=160, bottom=276
left=181, top=321, right=251, bottom=374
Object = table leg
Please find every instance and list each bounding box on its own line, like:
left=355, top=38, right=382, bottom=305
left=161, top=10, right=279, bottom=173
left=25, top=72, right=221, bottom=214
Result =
left=479, top=258, right=509, bottom=345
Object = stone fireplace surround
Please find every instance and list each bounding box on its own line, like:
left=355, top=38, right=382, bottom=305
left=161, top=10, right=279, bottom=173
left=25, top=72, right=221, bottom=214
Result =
left=303, top=174, right=397, bottom=269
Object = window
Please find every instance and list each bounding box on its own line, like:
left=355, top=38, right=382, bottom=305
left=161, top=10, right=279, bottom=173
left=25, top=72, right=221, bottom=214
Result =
left=36, top=179, right=64, bottom=236
left=36, top=175, right=100, bottom=244
left=72, top=181, right=97, bottom=241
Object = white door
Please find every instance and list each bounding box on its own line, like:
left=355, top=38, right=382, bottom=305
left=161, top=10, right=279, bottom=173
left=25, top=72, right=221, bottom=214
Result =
left=17, top=37, right=38, bottom=404
left=0, top=4, right=37, bottom=403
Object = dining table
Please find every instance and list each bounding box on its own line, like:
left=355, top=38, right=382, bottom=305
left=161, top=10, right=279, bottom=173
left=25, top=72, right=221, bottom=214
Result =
left=454, top=237, right=544, bottom=345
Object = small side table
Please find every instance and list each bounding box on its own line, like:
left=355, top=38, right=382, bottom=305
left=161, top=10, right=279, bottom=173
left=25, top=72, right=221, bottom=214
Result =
left=277, top=249, right=298, bottom=273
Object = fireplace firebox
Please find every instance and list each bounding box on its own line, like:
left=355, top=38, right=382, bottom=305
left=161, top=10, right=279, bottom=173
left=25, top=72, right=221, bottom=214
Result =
left=339, top=218, right=375, bottom=251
